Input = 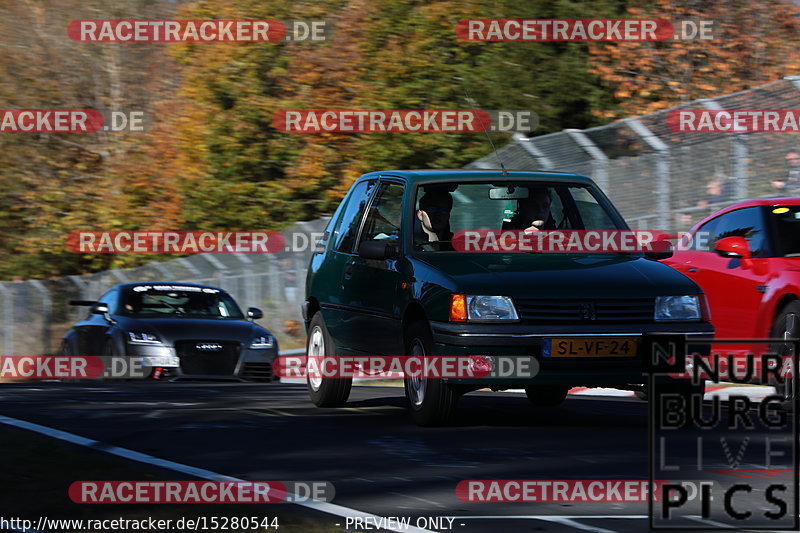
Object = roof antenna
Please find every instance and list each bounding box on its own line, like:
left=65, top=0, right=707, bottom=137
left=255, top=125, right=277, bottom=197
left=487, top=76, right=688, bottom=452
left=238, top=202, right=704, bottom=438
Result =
left=457, top=77, right=507, bottom=176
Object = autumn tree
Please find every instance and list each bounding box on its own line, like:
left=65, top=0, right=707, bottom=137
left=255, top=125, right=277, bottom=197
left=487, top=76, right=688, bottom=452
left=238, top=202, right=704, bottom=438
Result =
left=588, top=0, right=800, bottom=118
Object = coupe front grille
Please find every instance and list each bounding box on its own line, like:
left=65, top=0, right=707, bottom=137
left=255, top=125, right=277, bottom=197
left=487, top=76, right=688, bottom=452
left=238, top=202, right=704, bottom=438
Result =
left=175, top=340, right=241, bottom=375
left=514, top=298, right=655, bottom=323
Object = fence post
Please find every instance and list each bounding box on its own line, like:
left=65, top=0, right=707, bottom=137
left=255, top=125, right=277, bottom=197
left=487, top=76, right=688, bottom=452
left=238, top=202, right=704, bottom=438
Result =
left=28, top=280, right=51, bottom=355
left=624, top=118, right=671, bottom=232
left=108, top=269, right=128, bottom=284
left=0, top=283, right=12, bottom=355
left=231, top=254, right=255, bottom=309
left=565, top=129, right=609, bottom=192
left=514, top=133, right=554, bottom=170
left=700, top=98, right=748, bottom=200
left=177, top=257, right=202, bottom=277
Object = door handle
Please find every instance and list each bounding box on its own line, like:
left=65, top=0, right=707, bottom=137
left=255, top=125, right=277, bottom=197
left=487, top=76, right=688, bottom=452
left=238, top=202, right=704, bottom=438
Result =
left=687, top=268, right=698, bottom=273
left=343, top=264, right=354, bottom=280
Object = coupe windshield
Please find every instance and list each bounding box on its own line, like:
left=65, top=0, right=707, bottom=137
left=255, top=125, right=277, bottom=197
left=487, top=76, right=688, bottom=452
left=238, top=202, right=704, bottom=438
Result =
left=413, top=181, right=623, bottom=251
left=120, top=285, right=244, bottom=319
left=770, top=205, right=800, bottom=257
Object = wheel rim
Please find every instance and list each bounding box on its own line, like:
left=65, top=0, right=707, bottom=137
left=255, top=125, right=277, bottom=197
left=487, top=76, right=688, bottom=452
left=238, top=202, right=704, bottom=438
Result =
left=406, top=338, right=427, bottom=408
left=307, top=326, right=325, bottom=391
left=779, top=313, right=799, bottom=401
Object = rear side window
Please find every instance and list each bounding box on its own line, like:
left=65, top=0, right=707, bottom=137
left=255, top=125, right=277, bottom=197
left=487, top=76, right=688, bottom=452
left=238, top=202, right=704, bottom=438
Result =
left=334, top=180, right=377, bottom=253
left=688, top=217, right=719, bottom=251
left=707, top=207, right=769, bottom=257
left=359, top=182, right=404, bottom=244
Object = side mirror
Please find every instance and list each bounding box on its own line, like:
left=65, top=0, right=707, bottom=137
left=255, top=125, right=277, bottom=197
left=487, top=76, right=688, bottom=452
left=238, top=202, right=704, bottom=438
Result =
left=69, top=300, right=97, bottom=307
left=357, top=240, right=398, bottom=260
left=714, top=236, right=751, bottom=259
left=247, top=307, right=263, bottom=320
left=91, top=303, right=109, bottom=315
left=714, top=236, right=752, bottom=268
left=645, top=237, right=673, bottom=261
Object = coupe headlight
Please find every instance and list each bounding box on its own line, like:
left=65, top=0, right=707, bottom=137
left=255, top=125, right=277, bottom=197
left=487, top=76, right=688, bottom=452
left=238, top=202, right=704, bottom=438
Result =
left=655, top=295, right=702, bottom=322
left=249, top=334, right=274, bottom=349
left=127, top=331, right=163, bottom=345
left=450, top=294, right=519, bottom=322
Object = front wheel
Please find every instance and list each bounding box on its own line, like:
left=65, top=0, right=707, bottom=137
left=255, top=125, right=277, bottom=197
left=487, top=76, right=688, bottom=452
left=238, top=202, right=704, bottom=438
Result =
left=772, top=302, right=800, bottom=408
left=404, top=321, right=458, bottom=426
left=306, top=312, right=351, bottom=407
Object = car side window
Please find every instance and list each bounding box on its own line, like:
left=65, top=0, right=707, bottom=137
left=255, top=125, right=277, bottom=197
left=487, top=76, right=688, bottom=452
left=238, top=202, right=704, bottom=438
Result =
left=358, top=182, right=404, bottom=244
left=707, top=207, right=769, bottom=257
left=568, top=187, right=617, bottom=230
left=687, top=217, right=719, bottom=251
left=334, top=180, right=378, bottom=253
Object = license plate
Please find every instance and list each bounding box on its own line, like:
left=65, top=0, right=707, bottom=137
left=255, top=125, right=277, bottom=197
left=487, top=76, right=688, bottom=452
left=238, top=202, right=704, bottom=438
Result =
left=543, top=338, right=637, bottom=358
left=140, top=356, right=180, bottom=367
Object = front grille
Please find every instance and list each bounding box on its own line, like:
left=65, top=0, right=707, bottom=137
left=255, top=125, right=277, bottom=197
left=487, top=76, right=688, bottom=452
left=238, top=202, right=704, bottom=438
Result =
left=240, top=362, right=273, bottom=382
left=514, top=298, right=655, bottom=323
left=175, top=341, right=241, bottom=375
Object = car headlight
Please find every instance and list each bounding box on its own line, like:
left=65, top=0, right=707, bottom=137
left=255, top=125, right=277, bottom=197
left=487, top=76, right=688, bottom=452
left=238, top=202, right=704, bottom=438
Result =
left=655, top=295, right=703, bottom=322
left=450, top=294, right=519, bottom=322
left=127, top=331, right=164, bottom=345
left=249, top=334, right=274, bottom=349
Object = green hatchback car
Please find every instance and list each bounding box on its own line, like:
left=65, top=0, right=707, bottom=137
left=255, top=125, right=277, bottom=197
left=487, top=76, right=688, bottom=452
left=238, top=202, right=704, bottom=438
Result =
left=302, top=170, right=713, bottom=425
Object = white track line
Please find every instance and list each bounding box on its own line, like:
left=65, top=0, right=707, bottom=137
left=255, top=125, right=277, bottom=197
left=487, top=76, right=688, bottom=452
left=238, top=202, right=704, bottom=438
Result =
left=0, top=414, right=434, bottom=533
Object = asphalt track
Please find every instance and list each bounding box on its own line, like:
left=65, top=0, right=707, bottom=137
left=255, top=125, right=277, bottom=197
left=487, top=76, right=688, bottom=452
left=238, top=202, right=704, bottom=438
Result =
left=0, top=381, right=795, bottom=533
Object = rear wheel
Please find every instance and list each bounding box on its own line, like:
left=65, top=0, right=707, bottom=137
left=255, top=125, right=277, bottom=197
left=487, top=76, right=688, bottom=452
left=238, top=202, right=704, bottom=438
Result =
left=772, top=302, right=800, bottom=408
left=525, top=385, right=569, bottom=406
left=404, top=321, right=458, bottom=426
left=306, top=312, right=351, bottom=407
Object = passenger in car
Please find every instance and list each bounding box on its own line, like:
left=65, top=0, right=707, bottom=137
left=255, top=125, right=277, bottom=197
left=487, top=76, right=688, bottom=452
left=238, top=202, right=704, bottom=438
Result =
left=416, top=189, right=454, bottom=250
left=503, top=187, right=557, bottom=232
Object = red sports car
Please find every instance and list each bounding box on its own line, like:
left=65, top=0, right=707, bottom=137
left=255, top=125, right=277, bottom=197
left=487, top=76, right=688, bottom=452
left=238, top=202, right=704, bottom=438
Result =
left=663, top=198, right=800, bottom=401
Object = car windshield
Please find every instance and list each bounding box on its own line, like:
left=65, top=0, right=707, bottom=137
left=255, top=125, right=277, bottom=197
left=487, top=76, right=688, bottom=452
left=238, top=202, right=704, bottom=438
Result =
left=412, top=181, right=623, bottom=251
left=770, top=205, right=800, bottom=257
left=119, top=285, right=244, bottom=319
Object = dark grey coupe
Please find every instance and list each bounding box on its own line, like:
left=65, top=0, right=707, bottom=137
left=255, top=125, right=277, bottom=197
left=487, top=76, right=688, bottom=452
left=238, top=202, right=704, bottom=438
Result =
left=61, top=282, right=278, bottom=381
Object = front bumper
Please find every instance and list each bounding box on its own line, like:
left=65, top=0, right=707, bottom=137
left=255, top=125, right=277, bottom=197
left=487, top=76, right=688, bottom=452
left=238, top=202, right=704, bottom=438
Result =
left=429, top=321, right=714, bottom=387
left=124, top=343, right=279, bottom=381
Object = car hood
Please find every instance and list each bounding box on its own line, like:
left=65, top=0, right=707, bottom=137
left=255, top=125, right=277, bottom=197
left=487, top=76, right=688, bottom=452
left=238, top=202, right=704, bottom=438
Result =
left=413, top=253, right=700, bottom=298
left=114, top=317, right=263, bottom=344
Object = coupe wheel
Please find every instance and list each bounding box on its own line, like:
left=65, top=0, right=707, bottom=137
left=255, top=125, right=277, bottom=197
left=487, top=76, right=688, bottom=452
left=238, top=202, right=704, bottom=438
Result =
left=306, top=312, right=351, bottom=407
left=403, top=321, right=458, bottom=426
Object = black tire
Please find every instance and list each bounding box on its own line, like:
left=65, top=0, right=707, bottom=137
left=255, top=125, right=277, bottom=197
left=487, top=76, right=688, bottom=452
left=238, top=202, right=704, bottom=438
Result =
left=61, top=340, right=73, bottom=357
left=104, top=338, right=120, bottom=357
left=403, top=321, right=458, bottom=426
left=771, top=301, right=800, bottom=407
left=306, top=312, right=352, bottom=407
left=525, top=385, right=569, bottom=406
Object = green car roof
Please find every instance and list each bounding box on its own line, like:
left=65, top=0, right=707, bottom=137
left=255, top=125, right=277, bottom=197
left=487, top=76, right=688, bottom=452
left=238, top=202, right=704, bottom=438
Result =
left=356, top=169, right=596, bottom=186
